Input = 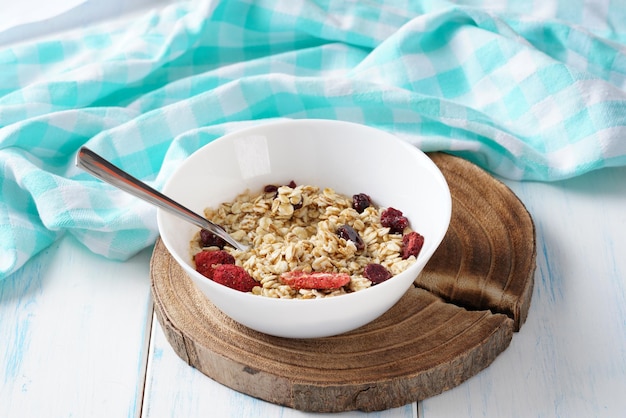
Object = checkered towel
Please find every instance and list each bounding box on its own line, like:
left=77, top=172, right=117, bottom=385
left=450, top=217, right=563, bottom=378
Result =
left=1, top=0, right=625, bottom=280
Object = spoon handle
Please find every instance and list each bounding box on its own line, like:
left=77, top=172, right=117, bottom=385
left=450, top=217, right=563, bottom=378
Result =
left=76, top=147, right=248, bottom=251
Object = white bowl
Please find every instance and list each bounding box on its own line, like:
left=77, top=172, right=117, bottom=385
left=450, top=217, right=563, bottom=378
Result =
left=157, top=119, right=451, bottom=338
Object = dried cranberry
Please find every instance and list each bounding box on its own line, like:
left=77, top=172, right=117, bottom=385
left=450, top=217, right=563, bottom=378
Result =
left=352, top=193, right=372, bottom=213
left=194, top=250, right=236, bottom=279
left=402, top=231, right=424, bottom=259
left=264, top=181, right=297, bottom=199
left=363, top=263, right=392, bottom=284
left=200, top=228, right=228, bottom=249
left=336, top=224, right=365, bottom=251
left=212, top=264, right=257, bottom=292
left=380, top=207, right=409, bottom=234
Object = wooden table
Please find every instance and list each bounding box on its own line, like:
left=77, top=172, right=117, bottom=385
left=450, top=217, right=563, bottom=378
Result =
left=2, top=0, right=626, bottom=415
left=2, top=165, right=625, bottom=418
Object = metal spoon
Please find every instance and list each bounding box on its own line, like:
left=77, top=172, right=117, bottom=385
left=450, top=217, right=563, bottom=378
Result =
left=75, top=146, right=249, bottom=252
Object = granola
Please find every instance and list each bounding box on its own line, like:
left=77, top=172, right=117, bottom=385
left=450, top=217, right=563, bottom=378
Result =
left=191, top=184, right=418, bottom=299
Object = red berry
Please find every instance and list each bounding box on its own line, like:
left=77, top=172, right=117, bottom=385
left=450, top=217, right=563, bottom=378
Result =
left=336, top=224, right=365, bottom=251
left=194, top=250, right=235, bottom=279
left=280, top=271, right=351, bottom=290
left=212, top=264, right=257, bottom=292
left=352, top=193, right=372, bottom=213
left=200, top=228, right=228, bottom=249
left=401, top=231, right=424, bottom=259
left=363, top=263, right=392, bottom=284
left=380, top=207, right=409, bottom=234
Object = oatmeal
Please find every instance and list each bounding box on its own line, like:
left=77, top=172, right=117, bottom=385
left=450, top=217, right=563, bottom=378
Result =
left=190, top=183, right=423, bottom=299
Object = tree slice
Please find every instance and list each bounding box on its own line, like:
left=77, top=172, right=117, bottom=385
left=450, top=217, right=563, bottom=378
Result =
left=420, top=153, right=536, bottom=330
left=149, top=152, right=535, bottom=412
left=151, top=239, right=513, bottom=412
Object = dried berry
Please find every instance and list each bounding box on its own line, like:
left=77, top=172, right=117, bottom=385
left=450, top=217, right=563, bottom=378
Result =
left=280, top=271, right=351, bottom=290
left=194, top=250, right=236, bottom=279
left=352, top=193, right=372, bottom=213
left=380, top=207, right=409, bottom=234
left=336, top=224, right=365, bottom=251
left=401, top=231, right=424, bottom=259
left=212, top=264, right=257, bottom=292
left=264, top=180, right=298, bottom=199
left=363, top=263, right=392, bottom=284
left=291, top=196, right=303, bottom=210
left=200, top=228, right=228, bottom=249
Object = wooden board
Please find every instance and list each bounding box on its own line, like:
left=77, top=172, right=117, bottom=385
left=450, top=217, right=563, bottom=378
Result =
left=420, top=153, right=536, bottom=330
left=149, top=152, right=535, bottom=412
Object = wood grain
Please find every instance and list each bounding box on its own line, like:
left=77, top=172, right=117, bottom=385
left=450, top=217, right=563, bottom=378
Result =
left=419, top=153, right=536, bottom=330
left=149, top=152, right=534, bottom=412
left=0, top=237, right=154, bottom=418
left=420, top=165, right=626, bottom=418
left=151, top=240, right=513, bottom=412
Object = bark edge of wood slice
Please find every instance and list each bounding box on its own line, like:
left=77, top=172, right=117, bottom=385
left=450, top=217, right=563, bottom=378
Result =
left=149, top=152, right=535, bottom=412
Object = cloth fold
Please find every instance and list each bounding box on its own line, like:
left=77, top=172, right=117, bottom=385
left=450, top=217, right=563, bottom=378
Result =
left=1, top=0, right=625, bottom=280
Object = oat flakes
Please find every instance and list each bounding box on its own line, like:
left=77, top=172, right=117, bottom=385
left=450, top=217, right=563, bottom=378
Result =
left=190, top=184, right=417, bottom=299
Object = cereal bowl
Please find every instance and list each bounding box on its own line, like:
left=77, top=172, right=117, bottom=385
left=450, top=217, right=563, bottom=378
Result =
left=157, top=119, right=451, bottom=339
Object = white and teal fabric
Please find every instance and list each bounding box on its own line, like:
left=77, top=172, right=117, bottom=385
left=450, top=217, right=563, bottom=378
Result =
left=1, top=0, right=625, bottom=280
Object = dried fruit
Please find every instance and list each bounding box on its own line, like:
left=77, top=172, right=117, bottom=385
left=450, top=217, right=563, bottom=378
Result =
left=402, top=231, right=424, bottom=259
left=380, top=207, right=409, bottom=234
left=336, top=224, right=365, bottom=251
left=212, top=264, right=257, bottom=292
left=265, top=181, right=300, bottom=208
left=280, top=271, right=351, bottom=290
left=352, top=193, right=372, bottom=213
left=290, top=194, right=303, bottom=210
left=363, top=263, right=392, bottom=284
left=194, top=250, right=235, bottom=279
left=200, top=228, right=228, bottom=249
left=265, top=180, right=296, bottom=193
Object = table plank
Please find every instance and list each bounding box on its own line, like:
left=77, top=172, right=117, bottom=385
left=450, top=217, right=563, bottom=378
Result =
left=141, top=317, right=417, bottom=418
left=0, top=236, right=154, bottom=418
left=421, top=166, right=626, bottom=417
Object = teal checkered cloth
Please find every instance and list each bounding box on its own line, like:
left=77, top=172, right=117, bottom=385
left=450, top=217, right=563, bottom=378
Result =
left=1, top=0, right=626, bottom=280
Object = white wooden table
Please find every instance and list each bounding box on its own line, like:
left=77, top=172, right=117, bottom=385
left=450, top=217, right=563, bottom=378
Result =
left=2, top=165, right=625, bottom=418
left=2, top=2, right=626, bottom=417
